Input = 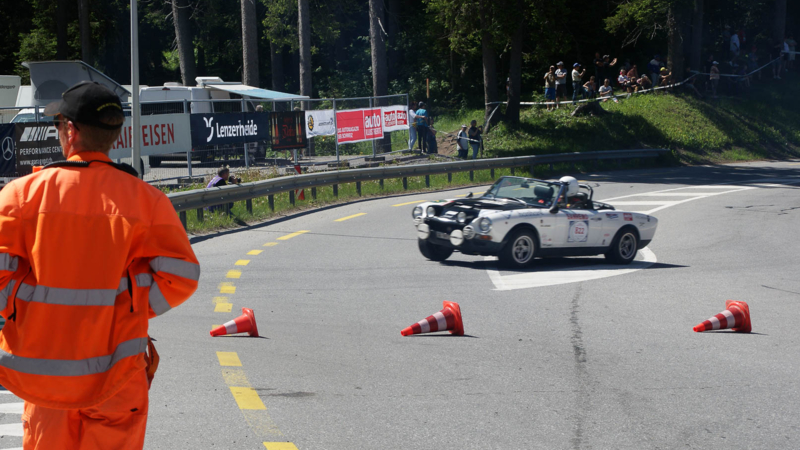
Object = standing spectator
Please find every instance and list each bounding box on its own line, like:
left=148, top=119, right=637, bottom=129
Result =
left=730, top=31, right=740, bottom=59
left=622, top=58, right=632, bottom=73
left=543, top=65, right=557, bottom=111
left=709, top=61, right=720, bottom=97
left=787, top=34, right=797, bottom=70
left=571, top=63, right=586, bottom=102
left=583, top=76, right=597, bottom=99
left=455, top=124, right=469, bottom=159
left=648, top=55, right=662, bottom=86
left=555, top=61, right=568, bottom=108
left=772, top=38, right=784, bottom=79
left=601, top=55, right=618, bottom=82
left=407, top=102, right=418, bottom=149
left=468, top=120, right=482, bottom=159
left=415, top=101, right=430, bottom=153
left=598, top=78, right=614, bottom=101
left=593, top=52, right=604, bottom=83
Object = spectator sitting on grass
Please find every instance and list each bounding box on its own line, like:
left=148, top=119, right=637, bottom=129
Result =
left=598, top=78, right=614, bottom=101
left=583, top=76, right=597, bottom=99
left=636, top=74, right=652, bottom=92
left=626, top=64, right=639, bottom=80
left=659, top=67, right=672, bottom=87
left=617, top=70, right=632, bottom=93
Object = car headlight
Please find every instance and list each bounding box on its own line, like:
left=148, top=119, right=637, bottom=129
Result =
left=412, top=206, right=423, bottom=219
left=457, top=212, right=467, bottom=223
left=478, top=217, right=492, bottom=232
left=426, top=206, right=437, bottom=217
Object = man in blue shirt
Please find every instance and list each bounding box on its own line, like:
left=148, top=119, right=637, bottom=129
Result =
left=415, top=102, right=430, bottom=153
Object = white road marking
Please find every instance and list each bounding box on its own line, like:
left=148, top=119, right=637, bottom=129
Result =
left=0, top=423, right=23, bottom=437
left=486, top=248, right=657, bottom=291
left=607, top=201, right=677, bottom=206
left=0, top=403, right=23, bottom=414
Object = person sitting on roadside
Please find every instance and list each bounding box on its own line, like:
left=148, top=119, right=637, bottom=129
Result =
left=659, top=67, right=673, bottom=87
left=598, top=78, right=614, bottom=101
left=583, top=76, right=597, bottom=99
left=618, top=70, right=632, bottom=92
left=636, top=74, right=652, bottom=92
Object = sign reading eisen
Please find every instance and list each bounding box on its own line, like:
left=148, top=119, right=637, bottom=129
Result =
left=109, top=113, right=192, bottom=159
left=189, top=112, right=270, bottom=148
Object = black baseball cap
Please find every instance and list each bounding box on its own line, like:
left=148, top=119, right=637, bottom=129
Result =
left=44, top=81, right=124, bottom=130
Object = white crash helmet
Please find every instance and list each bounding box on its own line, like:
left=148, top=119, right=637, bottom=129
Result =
left=559, top=176, right=579, bottom=197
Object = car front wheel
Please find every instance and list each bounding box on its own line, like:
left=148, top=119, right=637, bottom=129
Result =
left=418, top=239, right=454, bottom=261
left=605, top=228, right=638, bottom=264
left=499, top=229, right=537, bottom=268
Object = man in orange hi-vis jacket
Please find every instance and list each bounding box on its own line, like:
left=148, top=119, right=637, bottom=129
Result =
left=0, top=81, right=200, bottom=449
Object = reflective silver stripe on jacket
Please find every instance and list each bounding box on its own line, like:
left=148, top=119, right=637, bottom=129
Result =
left=0, top=337, right=148, bottom=377
left=0, top=254, right=18, bottom=272
left=149, top=257, right=200, bottom=281
left=0, top=280, right=15, bottom=311
left=116, top=278, right=128, bottom=297
left=134, top=274, right=153, bottom=288
left=14, top=283, right=119, bottom=307
left=148, top=282, right=171, bottom=316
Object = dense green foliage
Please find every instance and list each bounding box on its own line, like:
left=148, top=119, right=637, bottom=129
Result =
left=2, top=0, right=797, bottom=109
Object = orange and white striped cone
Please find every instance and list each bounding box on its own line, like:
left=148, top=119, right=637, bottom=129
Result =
left=401, top=301, right=464, bottom=336
left=210, top=307, right=260, bottom=337
left=294, top=165, right=305, bottom=200
left=693, top=300, right=751, bottom=333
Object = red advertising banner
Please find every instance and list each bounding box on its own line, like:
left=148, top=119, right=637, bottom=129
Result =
left=381, top=105, right=409, bottom=132
left=336, top=108, right=384, bottom=144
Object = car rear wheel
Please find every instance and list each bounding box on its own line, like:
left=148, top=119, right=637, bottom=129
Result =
left=605, top=228, right=638, bottom=264
left=499, top=229, right=537, bottom=268
left=418, top=239, right=454, bottom=261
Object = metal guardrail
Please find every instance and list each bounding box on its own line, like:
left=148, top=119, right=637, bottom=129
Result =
left=168, top=148, right=670, bottom=226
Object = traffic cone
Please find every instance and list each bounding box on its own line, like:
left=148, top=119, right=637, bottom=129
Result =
left=401, top=301, right=464, bottom=336
left=210, top=307, right=260, bottom=337
left=693, top=300, right=751, bottom=333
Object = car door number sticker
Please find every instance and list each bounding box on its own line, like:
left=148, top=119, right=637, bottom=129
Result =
left=568, top=220, right=589, bottom=243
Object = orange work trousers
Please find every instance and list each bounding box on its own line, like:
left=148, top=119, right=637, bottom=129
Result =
left=22, top=370, right=149, bottom=450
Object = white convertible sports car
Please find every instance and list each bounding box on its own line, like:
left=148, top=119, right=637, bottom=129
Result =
left=412, top=176, right=658, bottom=268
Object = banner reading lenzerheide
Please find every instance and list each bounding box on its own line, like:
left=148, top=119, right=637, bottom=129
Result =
left=270, top=111, right=307, bottom=150
left=15, top=123, right=65, bottom=176
left=381, top=105, right=409, bottom=132
left=305, top=109, right=336, bottom=138
left=189, top=112, right=270, bottom=147
left=336, top=108, right=383, bottom=144
left=0, top=124, right=15, bottom=177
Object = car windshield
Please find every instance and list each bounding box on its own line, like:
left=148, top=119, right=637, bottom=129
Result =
left=10, top=113, right=54, bottom=124
left=482, top=176, right=560, bottom=207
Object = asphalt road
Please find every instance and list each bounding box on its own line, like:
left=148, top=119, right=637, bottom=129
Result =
left=2, top=160, right=800, bottom=449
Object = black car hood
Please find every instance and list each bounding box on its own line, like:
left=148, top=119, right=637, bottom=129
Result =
left=449, top=197, right=533, bottom=211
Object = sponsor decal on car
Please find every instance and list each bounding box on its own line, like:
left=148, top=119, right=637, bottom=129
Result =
left=623, top=213, right=633, bottom=221
left=606, top=213, right=619, bottom=219
left=568, top=220, right=589, bottom=243
left=566, top=213, right=588, bottom=220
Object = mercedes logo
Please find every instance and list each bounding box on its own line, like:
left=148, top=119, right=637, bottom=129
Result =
left=1, top=136, right=13, bottom=162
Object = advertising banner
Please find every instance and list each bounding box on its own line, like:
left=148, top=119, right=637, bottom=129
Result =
left=0, top=124, right=16, bottom=177
left=14, top=123, right=65, bottom=176
left=108, top=113, right=192, bottom=160
left=270, top=111, right=307, bottom=150
left=381, top=105, right=409, bottom=132
left=304, top=109, right=336, bottom=138
left=189, top=112, right=271, bottom=147
left=335, top=108, right=383, bottom=144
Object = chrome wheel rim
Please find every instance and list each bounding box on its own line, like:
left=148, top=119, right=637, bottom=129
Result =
left=619, top=233, right=636, bottom=260
left=512, top=235, right=534, bottom=264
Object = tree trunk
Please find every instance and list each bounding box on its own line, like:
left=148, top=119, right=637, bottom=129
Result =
left=241, top=0, right=259, bottom=86
left=56, top=0, right=68, bottom=59
left=172, top=0, right=197, bottom=86
left=385, top=0, right=400, bottom=80
left=480, top=1, right=499, bottom=123
left=298, top=0, right=312, bottom=104
left=369, top=0, right=391, bottom=152
left=270, top=42, right=285, bottom=92
left=667, top=6, right=685, bottom=82
left=689, top=0, right=703, bottom=71
left=774, top=0, right=787, bottom=43
left=505, top=2, right=524, bottom=125
left=78, top=0, right=92, bottom=65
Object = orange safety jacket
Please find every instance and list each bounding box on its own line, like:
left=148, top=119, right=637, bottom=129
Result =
left=0, top=151, right=199, bottom=409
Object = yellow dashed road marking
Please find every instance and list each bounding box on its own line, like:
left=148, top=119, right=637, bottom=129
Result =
left=264, top=443, right=299, bottom=450
left=230, top=386, right=266, bottom=410
left=226, top=270, right=242, bottom=279
left=216, top=351, right=242, bottom=367
left=263, top=242, right=278, bottom=247
left=247, top=250, right=263, bottom=255
left=277, top=230, right=309, bottom=240
left=214, top=302, right=233, bottom=313
left=392, top=200, right=427, bottom=207
left=335, top=212, right=366, bottom=222
left=213, top=297, right=228, bottom=304
left=235, top=260, right=250, bottom=266
left=455, top=194, right=468, bottom=197
left=219, top=283, right=236, bottom=294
